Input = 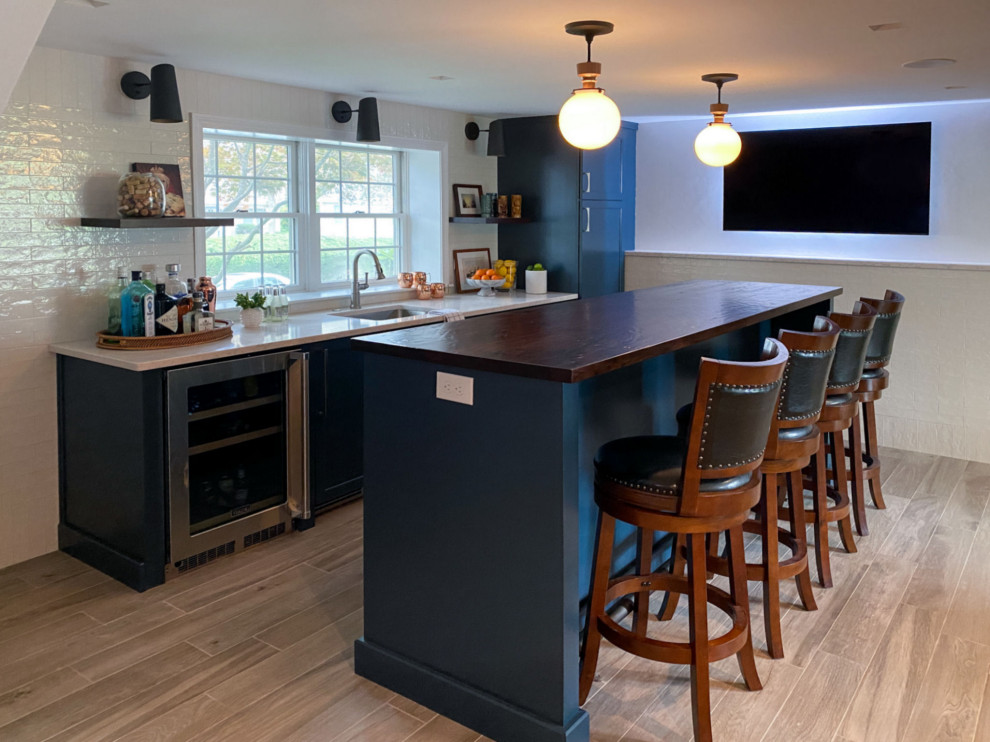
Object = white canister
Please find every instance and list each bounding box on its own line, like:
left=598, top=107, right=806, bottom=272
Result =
left=525, top=270, right=547, bottom=294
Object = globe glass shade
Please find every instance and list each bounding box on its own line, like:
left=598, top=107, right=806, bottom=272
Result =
left=694, top=122, right=742, bottom=167
left=558, top=89, right=621, bottom=150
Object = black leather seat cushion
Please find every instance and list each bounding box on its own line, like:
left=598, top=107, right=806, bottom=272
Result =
left=595, top=435, right=751, bottom=495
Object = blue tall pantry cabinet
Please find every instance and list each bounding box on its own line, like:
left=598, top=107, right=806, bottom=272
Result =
left=496, top=116, right=637, bottom=297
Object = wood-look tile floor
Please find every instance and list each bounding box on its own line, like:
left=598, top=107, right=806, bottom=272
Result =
left=1, top=447, right=988, bottom=741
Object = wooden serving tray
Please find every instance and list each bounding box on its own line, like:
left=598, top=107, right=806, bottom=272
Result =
left=96, top=320, right=232, bottom=350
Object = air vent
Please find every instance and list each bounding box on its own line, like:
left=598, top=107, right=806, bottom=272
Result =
left=244, top=522, right=286, bottom=548
left=175, top=541, right=235, bottom=572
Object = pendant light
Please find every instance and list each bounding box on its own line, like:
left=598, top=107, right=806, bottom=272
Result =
left=694, top=73, right=742, bottom=167
left=558, top=20, right=621, bottom=150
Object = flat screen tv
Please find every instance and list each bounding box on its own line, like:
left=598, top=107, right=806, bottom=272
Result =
left=723, top=122, right=931, bottom=235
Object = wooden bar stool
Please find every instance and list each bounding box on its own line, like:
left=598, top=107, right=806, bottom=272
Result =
left=579, top=339, right=788, bottom=742
left=707, top=316, right=840, bottom=658
left=800, top=302, right=877, bottom=586
left=850, top=290, right=905, bottom=515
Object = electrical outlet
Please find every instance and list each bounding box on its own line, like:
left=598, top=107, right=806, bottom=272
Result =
left=436, top=371, right=473, bottom=405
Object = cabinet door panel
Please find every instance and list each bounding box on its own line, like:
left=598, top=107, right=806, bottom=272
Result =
left=580, top=142, right=623, bottom=201
left=579, top=201, right=623, bottom=298
left=307, top=339, right=364, bottom=511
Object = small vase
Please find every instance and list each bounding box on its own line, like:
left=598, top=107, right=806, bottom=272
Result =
left=525, top=270, right=547, bottom=294
left=240, top=307, right=264, bottom=328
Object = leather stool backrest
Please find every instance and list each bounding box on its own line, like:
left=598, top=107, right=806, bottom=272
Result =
left=771, top=315, right=840, bottom=438
left=679, top=338, right=789, bottom=516
left=826, top=301, right=877, bottom=396
left=860, top=289, right=905, bottom=369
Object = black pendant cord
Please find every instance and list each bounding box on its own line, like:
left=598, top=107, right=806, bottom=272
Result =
left=715, top=80, right=723, bottom=104
left=585, top=35, right=594, bottom=62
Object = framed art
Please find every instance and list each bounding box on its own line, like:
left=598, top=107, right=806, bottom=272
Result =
left=452, top=183, right=484, bottom=217
left=453, top=247, right=491, bottom=293
left=132, top=162, right=186, bottom=216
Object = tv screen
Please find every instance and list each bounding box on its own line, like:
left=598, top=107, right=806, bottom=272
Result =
left=723, top=122, right=931, bottom=235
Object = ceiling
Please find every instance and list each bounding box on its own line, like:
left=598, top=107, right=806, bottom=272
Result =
left=39, top=0, right=990, bottom=120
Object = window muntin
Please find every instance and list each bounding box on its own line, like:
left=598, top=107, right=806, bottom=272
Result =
left=201, top=130, right=402, bottom=294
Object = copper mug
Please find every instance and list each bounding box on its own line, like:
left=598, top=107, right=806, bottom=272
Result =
left=398, top=272, right=414, bottom=288
left=413, top=271, right=428, bottom=286
left=430, top=282, right=445, bottom=299
left=416, top=282, right=432, bottom=300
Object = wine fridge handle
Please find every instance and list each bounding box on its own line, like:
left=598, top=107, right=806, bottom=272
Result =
left=584, top=206, right=591, bottom=233
left=583, top=171, right=591, bottom=194
left=287, top=351, right=311, bottom=524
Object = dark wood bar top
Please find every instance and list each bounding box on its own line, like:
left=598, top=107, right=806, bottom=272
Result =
left=352, top=280, right=842, bottom=383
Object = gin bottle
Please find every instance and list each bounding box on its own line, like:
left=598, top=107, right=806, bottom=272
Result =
left=153, top=284, right=179, bottom=336
left=120, top=271, right=155, bottom=337
left=106, top=273, right=128, bottom=335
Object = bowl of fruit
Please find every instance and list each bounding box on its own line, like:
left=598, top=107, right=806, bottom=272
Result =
left=467, top=268, right=507, bottom=297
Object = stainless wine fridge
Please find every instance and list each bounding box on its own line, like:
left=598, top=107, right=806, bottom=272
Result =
left=165, top=350, right=309, bottom=576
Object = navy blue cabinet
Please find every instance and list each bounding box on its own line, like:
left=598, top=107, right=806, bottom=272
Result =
left=497, top=115, right=636, bottom=298
left=305, top=337, right=365, bottom=512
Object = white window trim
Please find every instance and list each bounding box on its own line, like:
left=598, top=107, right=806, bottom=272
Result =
left=190, top=113, right=448, bottom=299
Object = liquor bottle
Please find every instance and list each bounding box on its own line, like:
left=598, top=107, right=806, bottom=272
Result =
left=120, top=271, right=155, bottom=337
left=183, top=292, right=204, bottom=334
left=175, top=290, right=195, bottom=334
left=140, top=270, right=156, bottom=290
left=106, top=273, right=128, bottom=335
left=164, top=264, right=187, bottom=298
left=195, top=276, right=217, bottom=313
left=197, top=299, right=215, bottom=331
left=234, top=467, right=249, bottom=505
left=153, top=284, right=179, bottom=336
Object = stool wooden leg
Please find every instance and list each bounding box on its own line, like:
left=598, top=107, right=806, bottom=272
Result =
left=760, top=472, right=784, bottom=659
left=811, top=439, right=833, bottom=588
left=829, top=431, right=858, bottom=552
left=726, top=525, right=762, bottom=691
left=687, top=532, right=714, bottom=742
left=634, top=528, right=653, bottom=637
left=849, top=408, right=870, bottom=537
left=658, top=534, right=685, bottom=621
left=579, top=510, right=615, bottom=705
left=863, top=399, right=887, bottom=509
left=788, top=468, right=818, bottom=612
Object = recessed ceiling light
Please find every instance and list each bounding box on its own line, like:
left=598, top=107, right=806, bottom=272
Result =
left=63, top=0, right=109, bottom=7
left=868, top=22, right=903, bottom=32
left=430, top=75, right=454, bottom=81
left=903, top=58, right=957, bottom=69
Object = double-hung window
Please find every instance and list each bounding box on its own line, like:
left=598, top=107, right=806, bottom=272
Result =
left=200, top=127, right=403, bottom=294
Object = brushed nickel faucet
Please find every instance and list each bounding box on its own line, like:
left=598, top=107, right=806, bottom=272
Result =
left=350, top=250, right=386, bottom=309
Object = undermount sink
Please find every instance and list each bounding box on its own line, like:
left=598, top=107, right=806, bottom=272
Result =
left=332, top=305, right=430, bottom=321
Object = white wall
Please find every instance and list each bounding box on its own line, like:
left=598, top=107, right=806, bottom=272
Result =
left=0, top=0, right=55, bottom=112
left=630, top=99, right=990, bottom=464
left=635, top=100, right=990, bottom=264
left=0, top=46, right=497, bottom=570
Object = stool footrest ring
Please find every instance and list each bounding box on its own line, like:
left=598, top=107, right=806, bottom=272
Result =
left=599, top=572, right=749, bottom=665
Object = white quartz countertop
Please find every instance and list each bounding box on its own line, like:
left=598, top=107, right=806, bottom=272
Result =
left=49, top=291, right=577, bottom=372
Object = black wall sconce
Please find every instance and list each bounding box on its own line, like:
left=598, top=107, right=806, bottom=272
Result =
left=465, top=120, right=505, bottom=157
left=120, top=64, right=183, bottom=123
left=331, top=97, right=381, bottom=142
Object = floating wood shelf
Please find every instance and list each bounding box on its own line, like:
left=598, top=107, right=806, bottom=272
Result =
left=79, top=217, right=235, bottom=229
left=448, top=217, right=532, bottom=224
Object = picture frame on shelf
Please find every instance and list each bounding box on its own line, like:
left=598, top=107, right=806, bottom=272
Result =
left=131, top=162, right=186, bottom=216
left=452, top=183, right=484, bottom=217
left=453, top=247, right=491, bottom=293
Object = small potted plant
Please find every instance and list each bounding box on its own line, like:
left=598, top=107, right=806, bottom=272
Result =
left=525, top=263, right=547, bottom=294
left=234, top=291, right=266, bottom=328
